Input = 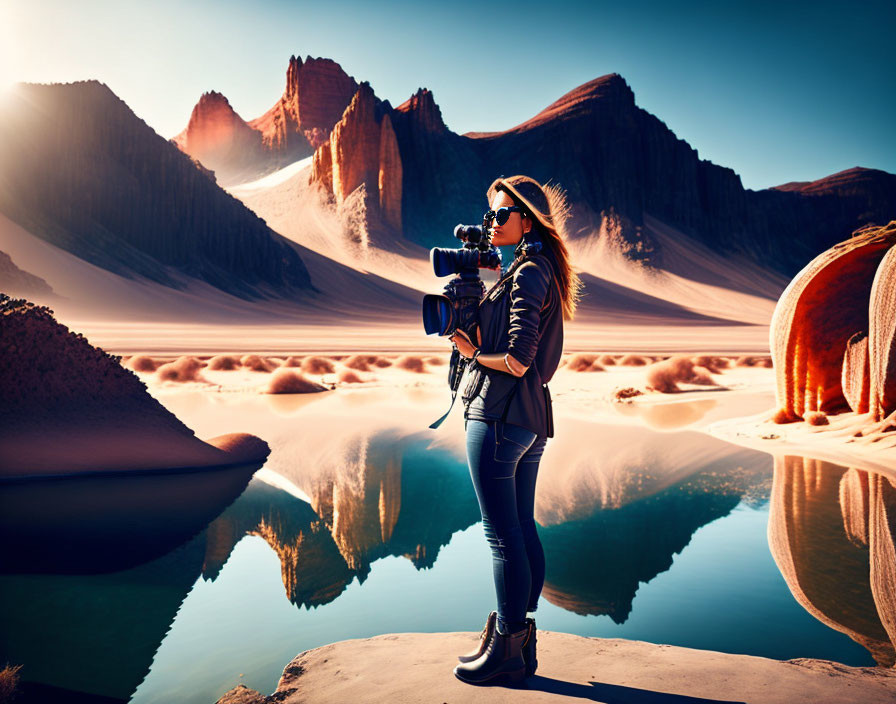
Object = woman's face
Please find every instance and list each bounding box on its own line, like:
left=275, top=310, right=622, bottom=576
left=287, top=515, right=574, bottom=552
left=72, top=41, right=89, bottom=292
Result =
left=487, top=191, right=531, bottom=247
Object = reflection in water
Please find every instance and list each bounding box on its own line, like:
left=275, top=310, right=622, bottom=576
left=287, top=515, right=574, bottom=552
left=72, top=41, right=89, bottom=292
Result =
left=0, top=433, right=479, bottom=701
left=532, top=423, right=770, bottom=526
left=0, top=464, right=260, bottom=702
left=0, top=464, right=260, bottom=574
left=768, top=455, right=896, bottom=666
left=204, top=431, right=481, bottom=607
left=3, top=420, right=894, bottom=702
left=613, top=398, right=718, bottom=430
left=539, top=456, right=772, bottom=622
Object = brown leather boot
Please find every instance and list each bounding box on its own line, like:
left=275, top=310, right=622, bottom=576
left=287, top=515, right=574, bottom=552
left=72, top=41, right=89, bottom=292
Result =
left=453, top=623, right=528, bottom=686
left=457, top=610, right=497, bottom=663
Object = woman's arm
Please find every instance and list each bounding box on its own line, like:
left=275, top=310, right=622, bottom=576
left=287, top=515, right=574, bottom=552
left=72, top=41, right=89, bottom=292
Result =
left=504, top=259, right=552, bottom=375
left=448, top=258, right=551, bottom=379
left=448, top=330, right=525, bottom=375
left=476, top=352, right=527, bottom=376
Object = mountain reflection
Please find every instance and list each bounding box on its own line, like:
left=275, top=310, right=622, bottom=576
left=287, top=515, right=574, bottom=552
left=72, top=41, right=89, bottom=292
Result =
left=204, top=430, right=482, bottom=607
left=768, top=455, right=896, bottom=666
left=4, top=423, right=894, bottom=701
left=538, top=438, right=773, bottom=622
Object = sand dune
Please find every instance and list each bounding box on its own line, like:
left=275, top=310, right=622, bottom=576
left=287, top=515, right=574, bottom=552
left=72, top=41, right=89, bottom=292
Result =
left=569, top=213, right=788, bottom=325
left=2, top=161, right=782, bottom=355
left=227, top=159, right=783, bottom=330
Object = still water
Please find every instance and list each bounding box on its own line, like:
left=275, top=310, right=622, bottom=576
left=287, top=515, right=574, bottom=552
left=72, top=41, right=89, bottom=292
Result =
left=1, top=389, right=894, bottom=703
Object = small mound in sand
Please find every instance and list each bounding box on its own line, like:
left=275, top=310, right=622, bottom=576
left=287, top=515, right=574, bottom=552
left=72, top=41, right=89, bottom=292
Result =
left=805, top=410, right=830, bottom=426
left=613, top=387, right=644, bottom=401
left=373, top=357, right=393, bottom=368
left=692, top=355, right=729, bottom=374
left=566, top=353, right=598, bottom=372
left=395, top=355, right=427, bottom=373
left=265, top=369, right=329, bottom=394
left=241, top=354, right=275, bottom=373
left=126, top=355, right=159, bottom=372
left=771, top=407, right=799, bottom=424
left=619, top=354, right=649, bottom=366
left=337, top=369, right=365, bottom=384
left=426, top=356, right=446, bottom=366
left=645, top=356, right=719, bottom=393
left=156, top=356, right=206, bottom=383
left=598, top=354, right=617, bottom=366
left=734, top=355, right=773, bottom=368
left=281, top=356, right=303, bottom=367
left=343, top=354, right=379, bottom=371
left=302, top=356, right=336, bottom=375
left=207, top=354, right=240, bottom=371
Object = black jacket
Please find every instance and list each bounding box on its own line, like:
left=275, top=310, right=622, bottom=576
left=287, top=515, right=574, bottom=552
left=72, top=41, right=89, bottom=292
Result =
left=462, top=239, right=563, bottom=438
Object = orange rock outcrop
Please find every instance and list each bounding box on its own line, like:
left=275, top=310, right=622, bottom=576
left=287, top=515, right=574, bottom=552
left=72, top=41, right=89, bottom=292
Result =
left=310, top=83, right=403, bottom=230
left=174, top=55, right=358, bottom=184
left=171, top=91, right=261, bottom=173
left=771, top=221, right=896, bottom=422
left=250, top=55, right=359, bottom=151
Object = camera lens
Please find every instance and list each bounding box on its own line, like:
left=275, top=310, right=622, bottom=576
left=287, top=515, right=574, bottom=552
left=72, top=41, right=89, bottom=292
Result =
left=454, top=224, right=484, bottom=245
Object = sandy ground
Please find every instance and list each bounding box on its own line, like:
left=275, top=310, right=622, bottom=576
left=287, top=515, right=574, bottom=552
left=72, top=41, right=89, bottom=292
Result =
left=215, top=631, right=896, bottom=704
left=128, top=349, right=896, bottom=484
left=707, top=410, right=896, bottom=479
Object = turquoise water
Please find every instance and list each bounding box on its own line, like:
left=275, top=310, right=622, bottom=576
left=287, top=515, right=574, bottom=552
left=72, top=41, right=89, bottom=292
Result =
left=1, top=407, right=892, bottom=703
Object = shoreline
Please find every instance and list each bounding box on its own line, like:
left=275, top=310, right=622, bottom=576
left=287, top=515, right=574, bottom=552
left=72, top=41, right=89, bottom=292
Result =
left=216, top=631, right=896, bottom=704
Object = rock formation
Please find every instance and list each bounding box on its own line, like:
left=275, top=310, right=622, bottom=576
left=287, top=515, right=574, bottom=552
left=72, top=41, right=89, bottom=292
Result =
left=770, top=221, right=896, bottom=422
left=0, top=81, right=314, bottom=299
left=252, top=55, right=359, bottom=152
left=170, top=90, right=263, bottom=184
left=310, top=83, right=402, bottom=230
left=174, top=55, right=358, bottom=184
left=843, top=331, right=871, bottom=415
left=0, top=295, right=270, bottom=478
left=870, top=245, right=896, bottom=421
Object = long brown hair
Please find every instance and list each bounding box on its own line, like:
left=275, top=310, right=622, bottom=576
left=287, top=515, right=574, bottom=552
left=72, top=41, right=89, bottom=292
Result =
left=488, top=176, right=584, bottom=321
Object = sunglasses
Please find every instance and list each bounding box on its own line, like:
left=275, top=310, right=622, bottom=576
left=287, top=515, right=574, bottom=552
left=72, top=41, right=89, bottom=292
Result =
left=484, top=206, right=524, bottom=226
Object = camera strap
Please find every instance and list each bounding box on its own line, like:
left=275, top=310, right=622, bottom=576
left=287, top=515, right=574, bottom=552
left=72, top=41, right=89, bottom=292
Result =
left=429, top=348, right=465, bottom=429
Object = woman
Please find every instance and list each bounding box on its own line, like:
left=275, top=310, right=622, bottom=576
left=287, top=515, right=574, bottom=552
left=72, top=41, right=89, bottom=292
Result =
left=449, top=175, right=581, bottom=685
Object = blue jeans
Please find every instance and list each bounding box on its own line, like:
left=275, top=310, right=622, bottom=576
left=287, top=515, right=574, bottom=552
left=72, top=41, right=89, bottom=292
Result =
left=465, top=419, right=547, bottom=635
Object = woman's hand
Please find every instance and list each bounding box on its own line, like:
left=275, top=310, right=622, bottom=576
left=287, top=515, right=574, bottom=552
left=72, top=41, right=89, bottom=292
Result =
left=448, top=329, right=478, bottom=359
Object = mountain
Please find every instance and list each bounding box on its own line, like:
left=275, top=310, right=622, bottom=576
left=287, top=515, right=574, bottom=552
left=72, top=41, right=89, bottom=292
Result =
left=303, top=71, right=896, bottom=279
left=173, top=55, right=359, bottom=185
left=169, top=91, right=265, bottom=186
left=0, top=80, right=314, bottom=301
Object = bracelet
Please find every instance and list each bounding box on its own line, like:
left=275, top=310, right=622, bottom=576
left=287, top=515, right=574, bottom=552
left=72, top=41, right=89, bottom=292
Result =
left=503, top=353, right=514, bottom=374
left=471, top=348, right=482, bottom=363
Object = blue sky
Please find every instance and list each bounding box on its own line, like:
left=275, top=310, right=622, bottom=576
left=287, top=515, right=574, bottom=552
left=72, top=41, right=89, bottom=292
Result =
left=2, top=0, right=893, bottom=190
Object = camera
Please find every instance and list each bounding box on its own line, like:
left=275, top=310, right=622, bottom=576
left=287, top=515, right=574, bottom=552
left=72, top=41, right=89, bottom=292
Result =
left=423, top=219, right=503, bottom=430
left=422, top=222, right=502, bottom=338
